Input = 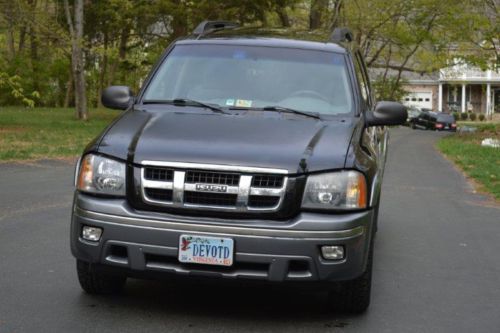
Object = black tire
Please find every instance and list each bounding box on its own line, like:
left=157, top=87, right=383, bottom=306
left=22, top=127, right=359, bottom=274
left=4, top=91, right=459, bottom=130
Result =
left=327, top=240, right=373, bottom=314
left=76, top=260, right=127, bottom=295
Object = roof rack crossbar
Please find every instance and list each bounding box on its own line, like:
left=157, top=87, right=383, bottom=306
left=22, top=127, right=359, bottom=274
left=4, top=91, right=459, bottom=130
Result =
left=192, top=20, right=240, bottom=37
left=330, top=27, right=353, bottom=43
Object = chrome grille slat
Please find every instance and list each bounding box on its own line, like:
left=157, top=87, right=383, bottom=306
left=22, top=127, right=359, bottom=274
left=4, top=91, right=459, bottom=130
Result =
left=142, top=179, right=173, bottom=190
left=140, top=162, right=287, bottom=212
left=172, top=171, right=186, bottom=206
left=236, top=175, right=252, bottom=211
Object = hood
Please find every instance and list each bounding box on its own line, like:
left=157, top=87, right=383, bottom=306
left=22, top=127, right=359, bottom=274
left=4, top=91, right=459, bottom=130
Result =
left=97, top=107, right=357, bottom=174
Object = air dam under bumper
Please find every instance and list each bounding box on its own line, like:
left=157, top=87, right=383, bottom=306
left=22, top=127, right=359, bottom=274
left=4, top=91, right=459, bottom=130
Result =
left=71, top=193, right=374, bottom=282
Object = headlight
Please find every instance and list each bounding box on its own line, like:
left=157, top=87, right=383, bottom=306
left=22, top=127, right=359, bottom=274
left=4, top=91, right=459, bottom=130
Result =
left=301, top=171, right=367, bottom=210
left=76, top=154, right=126, bottom=196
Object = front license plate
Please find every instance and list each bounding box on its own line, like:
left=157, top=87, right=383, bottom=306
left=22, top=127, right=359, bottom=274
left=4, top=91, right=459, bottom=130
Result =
left=178, top=234, right=234, bottom=266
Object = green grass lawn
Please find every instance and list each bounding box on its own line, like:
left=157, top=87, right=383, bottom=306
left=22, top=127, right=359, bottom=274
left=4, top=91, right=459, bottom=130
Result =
left=0, top=107, right=120, bottom=161
left=436, top=123, right=500, bottom=200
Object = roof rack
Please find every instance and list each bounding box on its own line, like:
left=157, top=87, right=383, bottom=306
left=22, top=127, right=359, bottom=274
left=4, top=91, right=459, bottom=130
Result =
left=330, top=27, right=353, bottom=43
left=192, top=20, right=240, bottom=37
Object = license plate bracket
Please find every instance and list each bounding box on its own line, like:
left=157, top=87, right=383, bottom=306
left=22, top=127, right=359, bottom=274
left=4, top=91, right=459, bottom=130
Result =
left=178, top=234, right=234, bottom=267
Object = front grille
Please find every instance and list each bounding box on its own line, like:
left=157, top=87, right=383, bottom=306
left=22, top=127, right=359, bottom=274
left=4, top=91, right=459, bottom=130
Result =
left=144, top=167, right=173, bottom=181
left=248, top=195, right=280, bottom=208
left=184, top=191, right=237, bottom=207
left=140, top=162, right=288, bottom=212
left=186, top=170, right=240, bottom=186
left=252, top=175, right=284, bottom=188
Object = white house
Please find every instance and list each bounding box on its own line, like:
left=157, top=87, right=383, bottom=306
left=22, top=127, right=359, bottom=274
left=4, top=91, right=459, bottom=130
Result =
left=403, top=63, right=500, bottom=116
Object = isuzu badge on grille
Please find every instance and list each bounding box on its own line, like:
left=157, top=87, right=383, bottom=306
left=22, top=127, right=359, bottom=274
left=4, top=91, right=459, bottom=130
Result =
left=195, top=184, right=228, bottom=193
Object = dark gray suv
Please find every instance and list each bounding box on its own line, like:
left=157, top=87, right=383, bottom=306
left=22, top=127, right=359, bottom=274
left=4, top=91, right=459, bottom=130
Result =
left=71, top=21, right=406, bottom=313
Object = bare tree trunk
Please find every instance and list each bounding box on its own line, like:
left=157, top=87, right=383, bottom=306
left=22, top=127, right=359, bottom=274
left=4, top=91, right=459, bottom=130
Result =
left=18, top=26, right=26, bottom=53
left=329, top=0, right=343, bottom=30
left=64, top=0, right=87, bottom=120
left=171, top=0, right=187, bottom=39
left=4, top=2, right=16, bottom=60
left=107, top=27, right=129, bottom=86
left=25, top=0, right=40, bottom=94
left=97, top=30, right=108, bottom=108
left=64, top=66, right=73, bottom=108
left=309, top=0, right=328, bottom=30
left=29, top=29, right=39, bottom=93
left=276, top=6, right=291, bottom=27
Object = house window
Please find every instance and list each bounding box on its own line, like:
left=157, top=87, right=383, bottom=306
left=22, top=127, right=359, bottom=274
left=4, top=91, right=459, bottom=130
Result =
left=411, top=98, right=416, bottom=101
left=405, top=98, right=410, bottom=101
left=418, top=98, right=423, bottom=101
left=425, top=98, right=430, bottom=102
left=448, top=85, right=462, bottom=102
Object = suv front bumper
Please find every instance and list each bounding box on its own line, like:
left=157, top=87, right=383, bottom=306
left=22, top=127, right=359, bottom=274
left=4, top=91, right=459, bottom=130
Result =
left=71, top=193, right=374, bottom=283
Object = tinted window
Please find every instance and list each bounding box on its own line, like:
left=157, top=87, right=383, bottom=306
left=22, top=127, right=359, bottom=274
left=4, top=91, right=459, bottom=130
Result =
left=143, top=44, right=353, bottom=115
left=437, top=114, right=454, bottom=122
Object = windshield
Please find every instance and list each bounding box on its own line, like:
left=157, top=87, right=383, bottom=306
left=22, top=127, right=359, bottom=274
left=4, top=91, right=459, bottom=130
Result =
left=143, top=44, right=353, bottom=115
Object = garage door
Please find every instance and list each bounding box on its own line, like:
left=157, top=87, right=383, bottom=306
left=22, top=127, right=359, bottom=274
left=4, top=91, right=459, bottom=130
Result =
left=403, top=91, right=433, bottom=110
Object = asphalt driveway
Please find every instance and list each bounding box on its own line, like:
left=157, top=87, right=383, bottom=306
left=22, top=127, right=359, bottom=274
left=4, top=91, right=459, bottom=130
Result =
left=0, top=127, right=499, bottom=332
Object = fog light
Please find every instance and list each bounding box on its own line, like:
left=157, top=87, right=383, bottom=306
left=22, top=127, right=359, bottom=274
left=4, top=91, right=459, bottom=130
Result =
left=321, top=245, right=345, bottom=260
left=82, top=226, right=103, bottom=242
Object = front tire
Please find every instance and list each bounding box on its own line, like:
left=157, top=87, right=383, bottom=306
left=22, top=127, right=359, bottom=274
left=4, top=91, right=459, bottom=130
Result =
left=327, top=239, right=373, bottom=313
left=76, top=260, right=127, bottom=294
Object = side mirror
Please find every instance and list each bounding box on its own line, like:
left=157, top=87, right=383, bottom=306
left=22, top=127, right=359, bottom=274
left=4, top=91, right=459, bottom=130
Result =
left=366, top=101, right=407, bottom=127
left=101, top=86, right=133, bottom=110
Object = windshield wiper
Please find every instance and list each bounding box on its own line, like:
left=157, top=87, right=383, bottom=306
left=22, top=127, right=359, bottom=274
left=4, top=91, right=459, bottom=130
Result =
left=228, top=105, right=321, bottom=120
left=261, top=106, right=321, bottom=120
left=143, top=99, right=229, bottom=114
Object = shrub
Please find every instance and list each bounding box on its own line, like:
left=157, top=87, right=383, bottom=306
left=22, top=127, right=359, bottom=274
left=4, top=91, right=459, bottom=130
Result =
left=452, top=112, right=460, bottom=121
left=479, top=114, right=485, bottom=121
left=460, top=112, right=468, bottom=120
left=469, top=113, right=477, bottom=121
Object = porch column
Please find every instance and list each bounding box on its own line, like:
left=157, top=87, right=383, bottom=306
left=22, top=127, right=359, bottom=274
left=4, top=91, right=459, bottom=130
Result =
left=461, top=84, right=466, bottom=113
left=486, top=83, right=491, bottom=117
left=438, top=83, right=443, bottom=112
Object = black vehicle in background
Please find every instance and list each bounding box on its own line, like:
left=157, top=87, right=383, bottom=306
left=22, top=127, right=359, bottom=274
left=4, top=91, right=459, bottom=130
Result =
left=405, top=106, right=422, bottom=126
left=410, top=111, right=457, bottom=131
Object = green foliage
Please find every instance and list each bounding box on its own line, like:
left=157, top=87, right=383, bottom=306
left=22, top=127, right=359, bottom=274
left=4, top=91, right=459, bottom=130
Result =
left=460, top=112, right=469, bottom=120
left=0, top=0, right=497, bottom=110
left=479, top=114, right=485, bottom=121
left=452, top=112, right=460, bottom=121
left=0, top=107, right=120, bottom=160
left=469, top=112, right=477, bottom=121
left=0, top=73, right=37, bottom=107
left=371, top=75, right=409, bottom=101
left=437, top=123, right=500, bottom=200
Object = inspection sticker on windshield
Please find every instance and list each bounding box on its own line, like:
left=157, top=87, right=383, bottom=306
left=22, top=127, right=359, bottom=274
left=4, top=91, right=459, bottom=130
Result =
left=178, top=235, right=234, bottom=266
left=225, top=99, right=235, bottom=106
left=235, top=99, right=252, bottom=107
